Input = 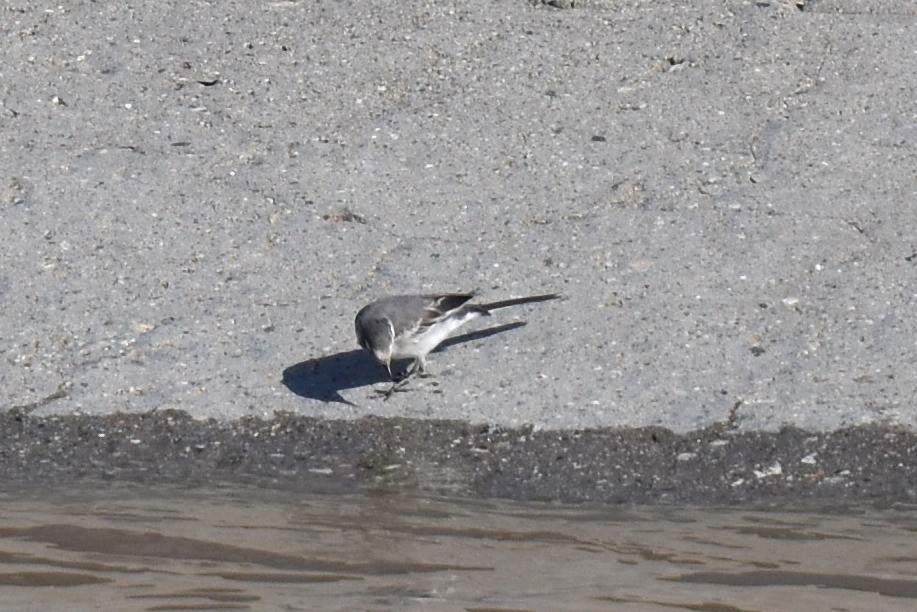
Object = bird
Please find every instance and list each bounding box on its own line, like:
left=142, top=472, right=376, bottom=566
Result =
left=354, top=292, right=560, bottom=398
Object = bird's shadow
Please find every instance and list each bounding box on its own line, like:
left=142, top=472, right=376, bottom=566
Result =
left=281, top=322, right=527, bottom=405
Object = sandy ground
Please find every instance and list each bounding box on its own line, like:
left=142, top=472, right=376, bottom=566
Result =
left=1, top=1, right=915, bottom=501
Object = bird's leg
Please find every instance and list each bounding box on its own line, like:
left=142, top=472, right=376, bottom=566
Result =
left=394, top=359, right=423, bottom=383
left=374, top=358, right=431, bottom=399
left=374, top=360, right=412, bottom=399
left=415, top=357, right=432, bottom=379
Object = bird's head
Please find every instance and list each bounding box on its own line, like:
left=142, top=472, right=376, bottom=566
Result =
left=355, top=315, right=396, bottom=377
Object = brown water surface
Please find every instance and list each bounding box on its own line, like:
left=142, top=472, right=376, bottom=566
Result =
left=0, top=485, right=913, bottom=611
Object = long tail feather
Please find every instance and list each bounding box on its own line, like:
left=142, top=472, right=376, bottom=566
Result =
left=478, top=293, right=560, bottom=312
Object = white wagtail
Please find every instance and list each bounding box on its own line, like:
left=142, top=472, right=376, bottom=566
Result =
left=355, top=292, right=560, bottom=398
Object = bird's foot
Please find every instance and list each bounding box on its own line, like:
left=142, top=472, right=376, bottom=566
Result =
left=375, top=380, right=410, bottom=400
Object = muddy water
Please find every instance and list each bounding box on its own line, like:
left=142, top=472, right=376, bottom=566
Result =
left=0, top=485, right=914, bottom=611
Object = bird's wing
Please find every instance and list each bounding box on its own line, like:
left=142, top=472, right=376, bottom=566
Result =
left=418, top=293, right=478, bottom=328
left=376, top=293, right=473, bottom=338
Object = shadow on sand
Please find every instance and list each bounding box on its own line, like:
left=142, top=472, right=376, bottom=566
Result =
left=281, top=322, right=527, bottom=405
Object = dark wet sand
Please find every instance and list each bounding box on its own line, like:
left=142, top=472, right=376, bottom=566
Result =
left=2, top=410, right=914, bottom=505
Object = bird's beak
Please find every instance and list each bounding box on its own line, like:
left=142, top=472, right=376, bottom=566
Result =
left=384, top=358, right=394, bottom=381
left=373, top=350, right=394, bottom=380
